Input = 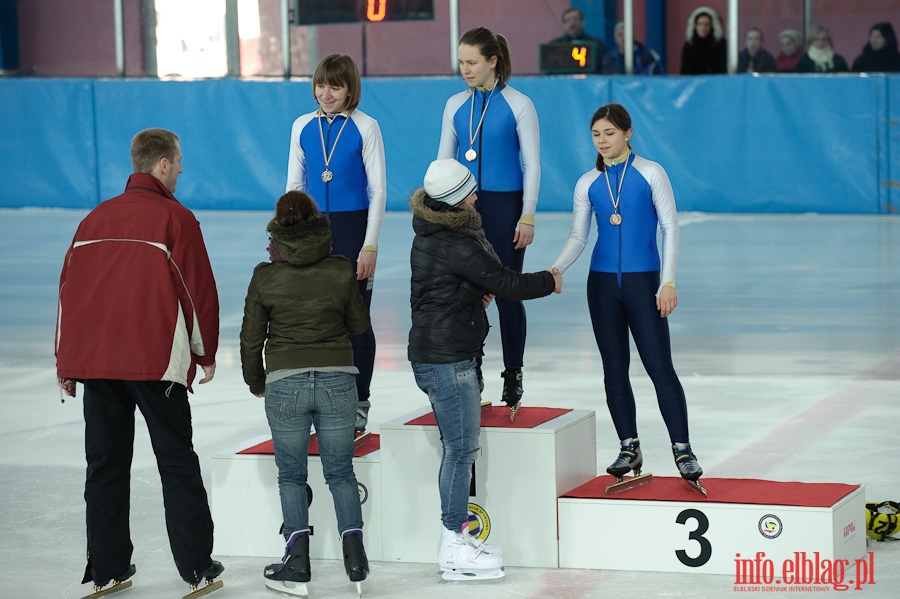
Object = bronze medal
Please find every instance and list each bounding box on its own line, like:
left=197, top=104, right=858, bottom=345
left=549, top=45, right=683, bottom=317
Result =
left=610, top=213, right=622, bottom=226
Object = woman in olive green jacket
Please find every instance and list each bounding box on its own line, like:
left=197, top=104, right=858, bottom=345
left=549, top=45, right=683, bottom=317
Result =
left=239, top=190, right=371, bottom=594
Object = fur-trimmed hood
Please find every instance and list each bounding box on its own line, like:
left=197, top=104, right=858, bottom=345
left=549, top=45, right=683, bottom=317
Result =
left=410, top=188, right=481, bottom=233
left=685, top=5, right=723, bottom=43
left=265, top=214, right=332, bottom=266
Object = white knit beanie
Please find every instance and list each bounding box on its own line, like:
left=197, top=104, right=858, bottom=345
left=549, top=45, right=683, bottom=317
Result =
left=423, top=159, right=477, bottom=207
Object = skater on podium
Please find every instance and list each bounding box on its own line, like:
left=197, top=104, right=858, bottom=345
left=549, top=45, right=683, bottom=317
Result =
left=552, top=104, right=705, bottom=495
left=286, top=53, right=385, bottom=435
left=55, top=128, right=224, bottom=596
left=408, top=158, right=561, bottom=580
left=437, top=26, right=541, bottom=419
left=240, top=190, right=370, bottom=596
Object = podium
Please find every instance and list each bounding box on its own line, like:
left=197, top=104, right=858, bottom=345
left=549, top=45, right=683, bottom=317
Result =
left=210, top=434, right=382, bottom=560
left=558, top=476, right=866, bottom=578
left=379, top=405, right=597, bottom=568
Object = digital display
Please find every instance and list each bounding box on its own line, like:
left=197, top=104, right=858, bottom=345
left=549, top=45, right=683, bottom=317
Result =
left=292, top=0, right=434, bottom=25
left=539, top=42, right=598, bottom=74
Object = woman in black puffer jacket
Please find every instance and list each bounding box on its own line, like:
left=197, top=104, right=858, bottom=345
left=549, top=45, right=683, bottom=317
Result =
left=407, top=158, right=560, bottom=579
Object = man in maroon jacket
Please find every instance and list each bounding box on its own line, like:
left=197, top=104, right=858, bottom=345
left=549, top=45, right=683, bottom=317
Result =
left=56, top=128, right=223, bottom=594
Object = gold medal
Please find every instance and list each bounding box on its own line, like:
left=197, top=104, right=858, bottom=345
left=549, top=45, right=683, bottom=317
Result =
left=321, top=170, right=333, bottom=183
left=465, top=148, right=477, bottom=162
left=610, top=213, right=622, bottom=226
left=467, top=81, right=496, bottom=164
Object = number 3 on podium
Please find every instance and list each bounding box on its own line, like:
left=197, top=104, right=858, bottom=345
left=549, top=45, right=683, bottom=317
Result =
left=676, top=509, right=712, bottom=567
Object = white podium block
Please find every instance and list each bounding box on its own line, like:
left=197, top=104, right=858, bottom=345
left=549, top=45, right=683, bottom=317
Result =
left=380, top=406, right=596, bottom=568
left=210, top=434, right=382, bottom=560
left=558, top=477, right=866, bottom=579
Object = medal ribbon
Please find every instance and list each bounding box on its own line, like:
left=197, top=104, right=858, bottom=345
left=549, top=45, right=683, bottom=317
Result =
left=468, top=82, right=497, bottom=151
left=603, top=152, right=630, bottom=216
left=318, top=110, right=352, bottom=177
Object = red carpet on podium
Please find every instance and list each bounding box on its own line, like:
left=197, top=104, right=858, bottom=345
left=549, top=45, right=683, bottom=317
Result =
left=563, top=476, right=859, bottom=507
left=405, top=406, right=572, bottom=428
left=238, top=434, right=381, bottom=457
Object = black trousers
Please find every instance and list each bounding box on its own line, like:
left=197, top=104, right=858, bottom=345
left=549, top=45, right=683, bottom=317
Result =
left=82, top=379, right=214, bottom=584
left=586, top=271, right=690, bottom=444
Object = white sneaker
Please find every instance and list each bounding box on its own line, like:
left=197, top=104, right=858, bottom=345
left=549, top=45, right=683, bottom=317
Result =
left=438, top=526, right=504, bottom=580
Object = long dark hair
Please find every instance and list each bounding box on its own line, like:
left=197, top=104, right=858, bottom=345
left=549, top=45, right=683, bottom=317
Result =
left=590, top=103, right=633, bottom=171
left=459, top=27, right=512, bottom=86
left=274, top=191, right=318, bottom=228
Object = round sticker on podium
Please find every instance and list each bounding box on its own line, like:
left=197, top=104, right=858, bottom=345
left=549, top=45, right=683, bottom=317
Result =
left=759, top=514, right=783, bottom=539
left=466, top=502, right=492, bottom=542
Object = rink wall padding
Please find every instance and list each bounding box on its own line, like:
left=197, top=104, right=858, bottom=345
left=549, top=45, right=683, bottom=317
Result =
left=2, top=75, right=898, bottom=213
left=562, top=476, right=860, bottom=508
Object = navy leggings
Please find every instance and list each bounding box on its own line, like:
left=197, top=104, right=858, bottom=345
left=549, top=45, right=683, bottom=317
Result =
left=328, top=209, right=376, bottom=403
left=476, top=190, right=526, bottom=368
left=586, top=270, right=689, bottom=444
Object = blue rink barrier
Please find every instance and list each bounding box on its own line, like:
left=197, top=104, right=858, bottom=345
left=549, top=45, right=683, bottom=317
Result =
left=1, top=75, right=898, bottom=213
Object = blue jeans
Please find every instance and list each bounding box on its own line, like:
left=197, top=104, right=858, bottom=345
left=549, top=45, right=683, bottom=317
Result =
left=411, top=359, right=481, bottom=531
left=265, top=371, right=363, bottom=539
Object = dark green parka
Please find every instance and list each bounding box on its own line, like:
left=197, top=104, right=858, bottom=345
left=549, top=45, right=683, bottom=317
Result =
left=240, top=214, right=370, bottom=395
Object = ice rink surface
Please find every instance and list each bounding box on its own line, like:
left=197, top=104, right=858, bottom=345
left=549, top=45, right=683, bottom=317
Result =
left=1, top=209, right=898, bottom=598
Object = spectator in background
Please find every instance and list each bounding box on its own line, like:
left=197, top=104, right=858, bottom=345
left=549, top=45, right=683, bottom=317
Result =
left=852, top=22, right=900, bottom=72
left=549, top=7, right=606, bottom=72
left=795, top=25, right=849, bottom=73
left=738, top=27, right=776, bottom=73
left=602, top=21, right=664, bottom=75
left=680, top=6, right=727, bottom=74
left=775, top=29, right=804, bottom=72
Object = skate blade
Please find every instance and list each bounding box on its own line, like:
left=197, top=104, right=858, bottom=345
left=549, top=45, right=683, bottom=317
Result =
left=441, top=568, right=506, bottom=582
left=508, top=401, right=521, bottom=423
left=353, top=431, right=371, bottom=448
left=684, top=478, right=708, bottom=497
left=183, top=579, right=223, bottom=599
left=480, top=400, right=492, bottom=410
left=605, top=472, right=653, bottom=495
left=264, top=579, right=309, bottom=597
left=81, top=580, right=132, bottom=599
left=356, top=581, right=363, bottom=598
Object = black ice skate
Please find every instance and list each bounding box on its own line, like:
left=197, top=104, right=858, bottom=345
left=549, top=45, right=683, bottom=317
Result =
left=500, top=368, right=523, bottom=422
left=605, top=440, right=653, bottom=495
left=183, top=560, right=224, bottom=599
left=355, top=400, right=371, bottom=434
left=264, top=529, right=310, bottom=597
left=342, top=529, right=369, bottom=598
left=81, top=564, right=135, bottom=599
left=673, top=443, right=707, bottom=496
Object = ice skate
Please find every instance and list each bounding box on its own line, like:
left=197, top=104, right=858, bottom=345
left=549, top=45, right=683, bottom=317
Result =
left=355, top=400, right=371, bottom=434
left=342, top=529, right=368, bottom=597
left=81, top=564, right=135, bottom=599
left=438, top=526, right=505, bottom=581
left=500, top=368, right=523, bottom=422
left=605, top=439, right=652, bottom=495
left=183, top=560, right=224, bottom=599
left=461, top=522, right=502, bottom=556
left=673, top=443, right=707, bottom=496
left=264, top=529, right=310, bottom=597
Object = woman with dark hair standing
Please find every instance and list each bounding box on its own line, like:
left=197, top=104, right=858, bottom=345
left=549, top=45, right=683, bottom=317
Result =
left=680, top=5, right=727, bottom=74
left=852, top=22, right=900, bottom=72
left=240, top=191, right=371, bottom=596
left=286, top=54, right=385, bottom=434
left=437, top=27, right=541, bottom=419
left=552, top=104, right=705, bottom=495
